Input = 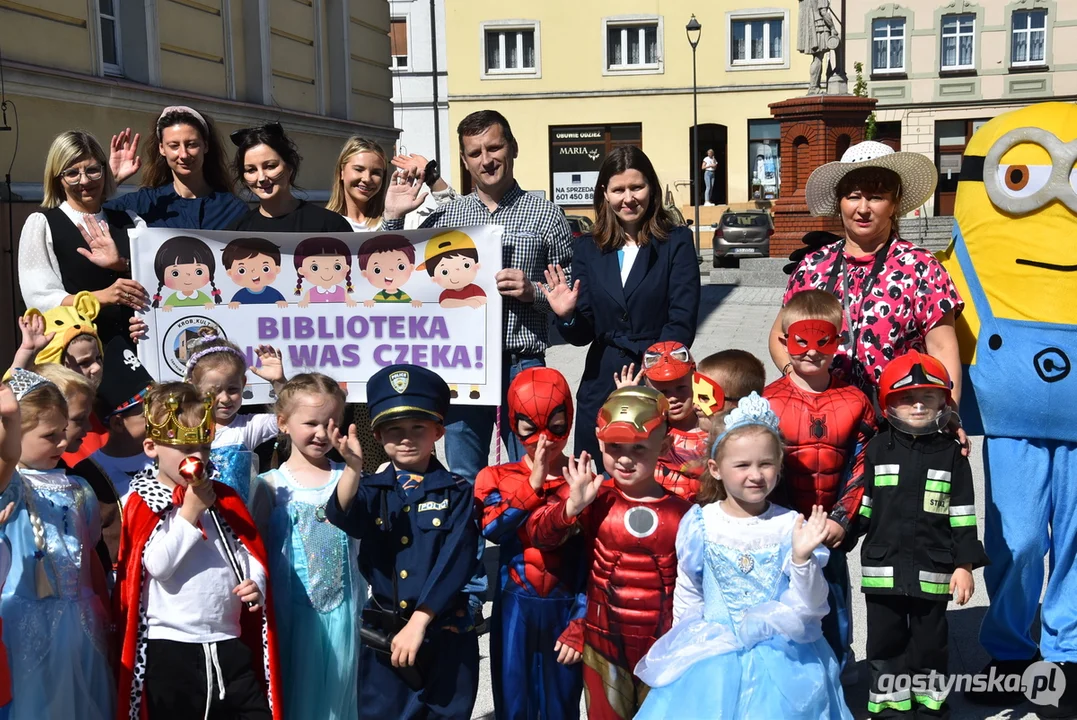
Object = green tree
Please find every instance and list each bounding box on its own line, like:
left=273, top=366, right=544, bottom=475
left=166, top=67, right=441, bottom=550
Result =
left=853, top=61, right=878, bottom=140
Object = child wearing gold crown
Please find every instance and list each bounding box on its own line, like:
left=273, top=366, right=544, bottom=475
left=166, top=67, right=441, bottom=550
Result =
left=0, top=368, right=114, bottom=719
left=114, top=382, right=282, bottom=719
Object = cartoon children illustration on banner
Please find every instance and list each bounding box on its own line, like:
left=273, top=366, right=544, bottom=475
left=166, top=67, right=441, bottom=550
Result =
left=293, top=236, right=358, bottom=308
left=150, top=235, right=224, bottom=311
left=223, top=237, right=288, bottom=308
left=418, top=231, right=487, bottom=309
left=357, top=235, right=424, bottom=308
left=130, top=225, right=505, bottom=405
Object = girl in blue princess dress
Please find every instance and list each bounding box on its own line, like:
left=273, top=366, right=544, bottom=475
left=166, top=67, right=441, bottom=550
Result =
left=0, top=370, right=113, bottom=720
left=635, top=392, right=853, bottom=720
left=185, top=335, right=286, bottom=502
left=249, top=373, right=363, bottom=720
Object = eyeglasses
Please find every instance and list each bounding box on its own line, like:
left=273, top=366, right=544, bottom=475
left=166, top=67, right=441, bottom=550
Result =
left=59, top=166, right=104, bottom=185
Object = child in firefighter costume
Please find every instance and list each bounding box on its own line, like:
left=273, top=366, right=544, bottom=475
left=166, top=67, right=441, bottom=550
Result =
left=474, top=367, right=587, bottom=720
left=858, top=352, right=988, bottom=718
left=937, top=102, right=1077, bottom=713
left=635, top=393, right=852, bottom=720
left=528, top=386, right=692, bottom=720
left=114, top=383, right=282, bottom=719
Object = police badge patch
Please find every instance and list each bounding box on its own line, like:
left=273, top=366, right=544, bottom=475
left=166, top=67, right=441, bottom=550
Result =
left=390, top=371, right=410, bottom=394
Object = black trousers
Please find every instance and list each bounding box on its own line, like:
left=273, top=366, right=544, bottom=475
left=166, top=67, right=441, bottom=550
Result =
left=866, top=594, right=949, bottom=719
left=145, top=638, right=271, bottom=720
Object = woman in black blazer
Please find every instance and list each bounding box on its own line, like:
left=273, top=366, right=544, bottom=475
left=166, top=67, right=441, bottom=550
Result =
left=542, top=146, right=701, bottom=458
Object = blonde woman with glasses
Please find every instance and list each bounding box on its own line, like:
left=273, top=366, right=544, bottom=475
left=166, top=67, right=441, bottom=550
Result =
left=326, top=136, right=456, bottom=231
left=18, top=130, right=149, bottom=344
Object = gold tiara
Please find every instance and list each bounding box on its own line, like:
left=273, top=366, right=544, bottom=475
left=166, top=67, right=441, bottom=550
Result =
left=145, top=393, right=215, bottom=446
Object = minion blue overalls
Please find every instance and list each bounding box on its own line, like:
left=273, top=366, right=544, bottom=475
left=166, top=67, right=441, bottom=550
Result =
left=954, top=231, right=1077, bottom=663
left=326, top=364, right=482, bottom=718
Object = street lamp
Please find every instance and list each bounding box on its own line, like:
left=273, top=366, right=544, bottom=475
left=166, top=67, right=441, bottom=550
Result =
left=686, top=15, right=702, bottom=263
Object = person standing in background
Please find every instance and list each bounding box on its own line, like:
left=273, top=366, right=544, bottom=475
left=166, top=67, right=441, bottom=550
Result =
left=701, top=149, right=717, bottom=206
left=541, top=146, right=700, bottom=461
left=106, top=106, right=247, bottom=229
left=18, top=131, right=149, bottom=345
left=381, top=110, right=573, bottom=630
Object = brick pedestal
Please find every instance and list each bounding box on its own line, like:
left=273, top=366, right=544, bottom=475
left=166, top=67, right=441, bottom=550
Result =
left=768, top=95, right=878, bottom=258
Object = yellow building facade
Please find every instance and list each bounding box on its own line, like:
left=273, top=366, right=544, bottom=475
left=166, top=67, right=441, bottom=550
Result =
left=0, top=0, right=396, bottom=365
left=0, top=0, right=396, bottom=197
left=443, top=0, right=813, bottom=217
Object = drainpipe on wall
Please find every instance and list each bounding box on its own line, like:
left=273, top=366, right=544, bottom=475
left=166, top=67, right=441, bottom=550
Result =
left=429, top=0, right=441, bottom=165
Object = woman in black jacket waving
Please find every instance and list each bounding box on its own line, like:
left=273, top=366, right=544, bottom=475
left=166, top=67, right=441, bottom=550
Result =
left=542, top=146, right=700, bottom=458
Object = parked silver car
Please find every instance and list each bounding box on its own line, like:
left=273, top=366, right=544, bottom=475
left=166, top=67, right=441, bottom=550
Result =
left=711, top=210, right=774, bottom=268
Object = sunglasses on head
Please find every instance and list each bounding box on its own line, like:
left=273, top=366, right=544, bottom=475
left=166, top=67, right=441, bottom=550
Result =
left=229, top=122, right=285, bottom=147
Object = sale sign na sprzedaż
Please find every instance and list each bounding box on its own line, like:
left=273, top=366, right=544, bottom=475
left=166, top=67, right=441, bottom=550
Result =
left=131, top=225, right=504, bottom=405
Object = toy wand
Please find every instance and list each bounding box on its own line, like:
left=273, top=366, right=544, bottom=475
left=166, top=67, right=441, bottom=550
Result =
left=179, top=456, right=256, bottom=609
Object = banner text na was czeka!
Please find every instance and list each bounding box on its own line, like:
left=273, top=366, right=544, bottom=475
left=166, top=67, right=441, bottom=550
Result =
left=131, top=225, right=504, bottom=405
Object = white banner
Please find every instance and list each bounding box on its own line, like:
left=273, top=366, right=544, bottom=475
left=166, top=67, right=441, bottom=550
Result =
left=131, top=226, right=504, bottom=405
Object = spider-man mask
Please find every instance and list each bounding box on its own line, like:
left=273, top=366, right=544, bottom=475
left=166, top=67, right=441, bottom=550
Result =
left=642, top=341, right=695, bottom=382
left=507, top=367, right=573, bottom=452
left=691, top=372, right=725, bottom=417
left=785, top=320, right=840, bottom=356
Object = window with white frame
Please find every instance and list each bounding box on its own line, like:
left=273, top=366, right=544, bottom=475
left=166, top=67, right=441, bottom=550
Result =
left=390, top=18, right=408, bottom=70
left=98, top=0, right=122, bottom=75
left=484, top=26, right=537, bottom=75
left=872, top=17, right=905, bottom=73
left=1012, top=9, right=1047, bottom=67
left=941, top=14, right=975, bottom=71
left=605, top=21, right=660, bottom=71
left=730, top=16, right=784, bottom=65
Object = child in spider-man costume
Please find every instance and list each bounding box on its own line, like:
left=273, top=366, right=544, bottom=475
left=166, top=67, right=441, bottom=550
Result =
left=640, top=341, right=708, bottom=502
left=764, top=289, right=877, bottom=673
left=474, top=367, right=587, bottom=720
left=528, top=386, right=692, bottom=720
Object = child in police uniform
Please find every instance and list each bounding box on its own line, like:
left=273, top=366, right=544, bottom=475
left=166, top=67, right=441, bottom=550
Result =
left=857, top=351, right=988, bottom=718
left=326, top=364, right=480, bottom=718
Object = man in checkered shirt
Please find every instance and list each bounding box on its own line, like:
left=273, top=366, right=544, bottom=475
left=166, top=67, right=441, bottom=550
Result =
left=382, top=110, right=574, bottom=626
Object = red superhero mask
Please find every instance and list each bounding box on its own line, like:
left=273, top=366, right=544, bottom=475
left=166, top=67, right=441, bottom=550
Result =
left=596, top=386, right=669, bottom=444
left=785, top=320, right=840, bottom=356
left=691, top=372, right=725, bottom=417
left=507, top=367, right=573, bottom=451
left=642, top=341, right=695, bottom=382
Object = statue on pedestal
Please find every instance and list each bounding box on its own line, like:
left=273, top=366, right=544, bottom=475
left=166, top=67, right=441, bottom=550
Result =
left=798, top=0, right=847, bottom=95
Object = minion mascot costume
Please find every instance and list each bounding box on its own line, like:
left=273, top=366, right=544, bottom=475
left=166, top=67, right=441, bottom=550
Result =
left=939, top=102, right=1077, bottom=714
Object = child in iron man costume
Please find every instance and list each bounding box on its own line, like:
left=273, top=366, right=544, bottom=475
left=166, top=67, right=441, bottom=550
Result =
left=528, top=386, right=692, bottom=720
left=474, top=368, right=586, bottom=720
left=763, top=289, right=877, bottom=672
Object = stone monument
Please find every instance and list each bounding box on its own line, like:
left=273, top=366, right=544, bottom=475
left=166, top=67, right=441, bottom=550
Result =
left=768, top=0, right=875, bottom=257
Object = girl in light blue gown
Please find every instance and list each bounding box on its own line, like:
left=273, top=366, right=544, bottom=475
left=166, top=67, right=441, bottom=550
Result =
left=635, top=393, right=852, bottom=720
left=249, top=374, right=364, bottom=720
left=0, top=370, right=113, bottom=720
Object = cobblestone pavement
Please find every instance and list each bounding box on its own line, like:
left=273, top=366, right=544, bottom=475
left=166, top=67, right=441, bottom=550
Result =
left=468, top=284, right=1040, bottom=719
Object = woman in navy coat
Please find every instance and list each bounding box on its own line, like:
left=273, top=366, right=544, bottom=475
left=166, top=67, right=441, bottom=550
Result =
left=542, top=146, right=701, bottom=459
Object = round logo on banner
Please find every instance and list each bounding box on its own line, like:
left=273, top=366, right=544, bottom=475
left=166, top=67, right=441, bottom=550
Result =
left=161, top=316, right=227, bottom=377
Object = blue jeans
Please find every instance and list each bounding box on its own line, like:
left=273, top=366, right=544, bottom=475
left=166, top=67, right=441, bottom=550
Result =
left=703, top=169, right=715, bottom=203
left=444, top=353, right=546, bottom=608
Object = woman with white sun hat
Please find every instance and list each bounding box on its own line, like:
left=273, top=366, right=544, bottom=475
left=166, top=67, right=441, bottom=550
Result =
left=768, top=140, right=964, bottom=408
